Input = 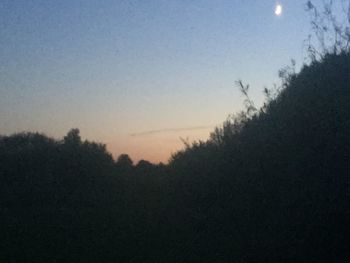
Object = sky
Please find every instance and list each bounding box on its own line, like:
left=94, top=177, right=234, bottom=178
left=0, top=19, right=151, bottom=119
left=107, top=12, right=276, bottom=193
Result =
left=0, top=0, right=323, bottom=163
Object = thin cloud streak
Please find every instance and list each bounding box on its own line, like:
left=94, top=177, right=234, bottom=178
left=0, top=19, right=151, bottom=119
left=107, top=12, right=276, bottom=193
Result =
left=130, top=125, right=215, bottom=137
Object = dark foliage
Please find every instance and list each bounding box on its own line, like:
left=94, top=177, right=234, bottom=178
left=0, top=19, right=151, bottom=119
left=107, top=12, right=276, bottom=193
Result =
left=115, top=153, right=134, bottom=174
left=2, top=53, right=350, bottom=262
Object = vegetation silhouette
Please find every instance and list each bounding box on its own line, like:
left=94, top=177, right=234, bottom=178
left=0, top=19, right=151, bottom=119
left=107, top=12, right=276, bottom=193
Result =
left=168, top=51, right=350, bottom=262
left=2, top=51, right=350, bottom=262
left=2, top=1, right=350, bottom=261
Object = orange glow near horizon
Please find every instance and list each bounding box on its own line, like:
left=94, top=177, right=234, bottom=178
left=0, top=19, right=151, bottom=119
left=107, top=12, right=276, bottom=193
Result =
left=105, top=128, right=213, bottom=164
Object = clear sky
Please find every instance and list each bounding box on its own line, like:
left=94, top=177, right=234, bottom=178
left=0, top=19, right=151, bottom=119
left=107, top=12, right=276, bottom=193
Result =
left=0, top=0, right=322, bottom=163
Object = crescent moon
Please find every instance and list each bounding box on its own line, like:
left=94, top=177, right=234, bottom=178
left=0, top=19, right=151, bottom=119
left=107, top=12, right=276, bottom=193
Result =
left=275, top=4, right=282, bottom=16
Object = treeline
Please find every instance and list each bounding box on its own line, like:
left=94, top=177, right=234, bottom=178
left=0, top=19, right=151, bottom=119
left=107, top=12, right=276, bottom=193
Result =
left=0, top=128, right=167, bottom=262
left=1, top=52, right=350, bottom=262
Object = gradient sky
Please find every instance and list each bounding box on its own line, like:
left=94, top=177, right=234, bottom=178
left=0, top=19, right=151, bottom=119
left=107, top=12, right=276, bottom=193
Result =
left=0, top=1, right=326, bottom=163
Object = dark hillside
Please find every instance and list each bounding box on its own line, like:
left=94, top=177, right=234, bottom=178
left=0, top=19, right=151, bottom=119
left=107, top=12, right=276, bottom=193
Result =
left=1, top=53, right=350, bottom=262
left=167, top=52, right=350, bottom=262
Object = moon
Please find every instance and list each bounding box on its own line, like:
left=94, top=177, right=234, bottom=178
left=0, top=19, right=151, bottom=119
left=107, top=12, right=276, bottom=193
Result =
left=275, top=4, right=282, bottom=16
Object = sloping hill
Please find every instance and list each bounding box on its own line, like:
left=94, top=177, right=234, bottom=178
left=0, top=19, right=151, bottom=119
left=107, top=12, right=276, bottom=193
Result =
left=167, top=52, right=350, bottom=262
left=1, top=53, right=350, bottom=262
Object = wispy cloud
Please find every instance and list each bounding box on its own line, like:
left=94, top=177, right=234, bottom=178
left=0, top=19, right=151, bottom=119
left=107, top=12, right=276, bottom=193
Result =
left=130, top=125, right=214, bottom=137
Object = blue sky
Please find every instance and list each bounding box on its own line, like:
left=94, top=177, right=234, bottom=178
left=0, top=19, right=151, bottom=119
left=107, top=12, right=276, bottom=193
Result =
left=0, top=1, right=321, bottom=162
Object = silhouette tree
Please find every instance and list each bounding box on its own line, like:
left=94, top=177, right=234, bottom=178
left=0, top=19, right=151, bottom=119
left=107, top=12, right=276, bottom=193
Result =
left=2, top=52, right=350, bottom=262
left=2, top=3, right=350, bottom=261
left=306, top=0, right=350, bottom=59
left=115, top=153, right=133, bottom=174
left=135, top=159, right=154, bottom=171
left=63, top=128, right=81, bottom=146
